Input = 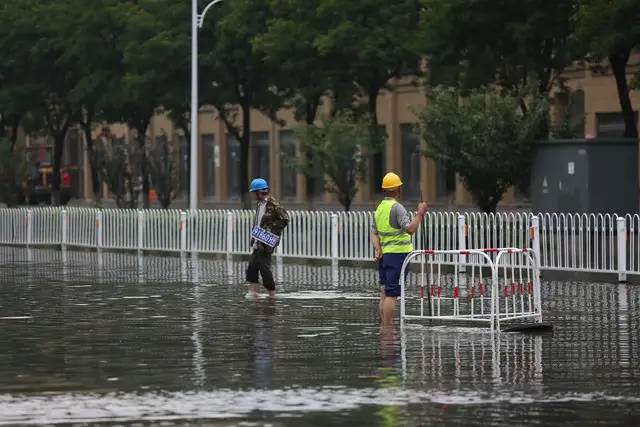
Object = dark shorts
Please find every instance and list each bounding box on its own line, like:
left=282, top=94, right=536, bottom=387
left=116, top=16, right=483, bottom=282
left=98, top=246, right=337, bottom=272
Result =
left=380, top=253, right=410, bottom=297
left=246, top=249, right=275, bottom=291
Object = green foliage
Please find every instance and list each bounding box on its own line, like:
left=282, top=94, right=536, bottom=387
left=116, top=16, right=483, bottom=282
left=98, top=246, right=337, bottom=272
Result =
left=295, top=112, right=383, bottom=211
left=573, top=0, right=640, bottom=58
left=315, top=0, right=422, bottom=115
left=419, top=87, right=548, bottom=213
left=147, top=134, right=180, bottom=209
left=420, top=0, right=575, bottom=96
left=254, top=0, right=332, bottom=124
left=0, top=137, right=28, bottom=207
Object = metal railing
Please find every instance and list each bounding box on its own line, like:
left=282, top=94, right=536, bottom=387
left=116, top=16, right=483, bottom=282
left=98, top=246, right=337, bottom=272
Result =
left=0, top=207, right=635, bottom=281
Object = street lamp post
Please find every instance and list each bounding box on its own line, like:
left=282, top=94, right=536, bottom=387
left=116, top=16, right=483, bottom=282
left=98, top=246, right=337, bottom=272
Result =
left=190, top=0, right=224, bottom=210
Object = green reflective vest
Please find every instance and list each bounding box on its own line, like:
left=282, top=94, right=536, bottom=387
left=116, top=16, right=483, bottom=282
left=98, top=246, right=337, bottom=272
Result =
left=375, top=198, right=413, bottom=254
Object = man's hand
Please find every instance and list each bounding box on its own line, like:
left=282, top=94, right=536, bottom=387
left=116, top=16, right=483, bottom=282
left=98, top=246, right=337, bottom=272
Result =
left=417, top=202, right=428, bottom=216
left=374, top=247, right=382, bottom=261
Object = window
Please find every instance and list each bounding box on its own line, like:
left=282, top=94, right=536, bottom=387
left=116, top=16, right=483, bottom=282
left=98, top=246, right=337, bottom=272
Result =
left=201, top=134, right=215, bottom=198
left=227, top=136, right=241, bottom=199
left=251, top=131, right=270, bottom=182
left=596, top=112, right=638, bottom=138
left=401, top=124, right=421, bottom=200
left=279, top=130, right=297, bottom=199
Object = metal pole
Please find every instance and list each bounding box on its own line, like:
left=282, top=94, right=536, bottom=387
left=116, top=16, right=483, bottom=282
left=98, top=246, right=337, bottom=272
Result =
left=617, top=216, right=627, bottom=283
left=331, top=214, right=339, bottom=285
left=189, top=0, right=199, bottom=211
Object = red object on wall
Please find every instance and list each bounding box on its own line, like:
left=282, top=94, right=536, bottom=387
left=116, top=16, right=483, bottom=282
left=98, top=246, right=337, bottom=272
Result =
left=62, top=171, right=72, bottom=187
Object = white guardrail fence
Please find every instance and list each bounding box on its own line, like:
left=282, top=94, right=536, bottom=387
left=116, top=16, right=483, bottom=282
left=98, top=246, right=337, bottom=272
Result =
left=0, top=207, right=635, bottom=281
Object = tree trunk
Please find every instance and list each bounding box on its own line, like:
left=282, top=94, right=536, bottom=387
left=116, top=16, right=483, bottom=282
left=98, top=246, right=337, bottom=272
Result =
left=305, top=94, right=320, bottom=125
left=81, top=123, right=102, bottom=203
left=9, top=114, right=20, bottom=151
left=240, top=102, right=251, bottom=209
left=51, top=130, right=68, bottom=206
left=609, top=48, right=638, bottom=138
left=175, top=113, right=190, bottom=199
left=136, top=119, right=151, bottom=208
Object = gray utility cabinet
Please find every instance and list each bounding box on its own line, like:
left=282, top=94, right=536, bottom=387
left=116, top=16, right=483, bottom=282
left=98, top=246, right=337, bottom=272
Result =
left=530, top=138, right=638, bottom=214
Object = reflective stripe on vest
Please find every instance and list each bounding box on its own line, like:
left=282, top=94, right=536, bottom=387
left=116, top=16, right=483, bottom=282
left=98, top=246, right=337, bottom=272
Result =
left=374, top=199, right=413, bottom=254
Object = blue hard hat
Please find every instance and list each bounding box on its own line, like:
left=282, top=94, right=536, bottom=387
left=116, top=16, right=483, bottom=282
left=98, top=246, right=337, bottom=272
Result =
left=249, top=178, right=269, bottom=192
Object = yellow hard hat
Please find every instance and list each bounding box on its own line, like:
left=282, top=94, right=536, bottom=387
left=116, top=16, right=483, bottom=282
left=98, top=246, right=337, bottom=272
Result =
left=381, top=172, right=403, bottom=189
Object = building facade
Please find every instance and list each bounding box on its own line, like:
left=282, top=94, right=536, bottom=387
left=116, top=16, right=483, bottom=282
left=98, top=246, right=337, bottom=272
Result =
left=73, top=58, right=640, bottom=211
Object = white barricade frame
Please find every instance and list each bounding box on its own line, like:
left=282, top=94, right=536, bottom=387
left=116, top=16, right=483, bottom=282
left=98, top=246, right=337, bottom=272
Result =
left=400, top=248, right=542, bottom=333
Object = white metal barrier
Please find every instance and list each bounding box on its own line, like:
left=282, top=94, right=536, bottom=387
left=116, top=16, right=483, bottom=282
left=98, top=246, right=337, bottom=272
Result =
left=400, top=248, right=543, bottom=332
left=0, top=207, right=636, bottom=280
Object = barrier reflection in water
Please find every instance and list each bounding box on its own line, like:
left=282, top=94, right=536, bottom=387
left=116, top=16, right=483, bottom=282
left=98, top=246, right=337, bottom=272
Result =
left=400, top=326, right=544, bottom=388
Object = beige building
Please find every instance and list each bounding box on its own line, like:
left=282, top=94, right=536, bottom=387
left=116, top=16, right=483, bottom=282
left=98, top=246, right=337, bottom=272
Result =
left=75, top=58, right=640, bottom=210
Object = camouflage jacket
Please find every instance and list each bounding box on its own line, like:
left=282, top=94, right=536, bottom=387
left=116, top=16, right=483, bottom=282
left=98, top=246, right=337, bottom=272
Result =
left=252, top=196, right=289, bottom=252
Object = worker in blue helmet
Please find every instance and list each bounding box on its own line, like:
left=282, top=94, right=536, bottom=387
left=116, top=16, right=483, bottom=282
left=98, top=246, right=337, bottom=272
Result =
left=246, top=178, right=289, bottom=298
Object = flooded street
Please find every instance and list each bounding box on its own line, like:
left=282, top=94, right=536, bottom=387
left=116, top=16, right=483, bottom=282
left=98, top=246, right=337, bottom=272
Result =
left=0, top=247, right=639, bottom=426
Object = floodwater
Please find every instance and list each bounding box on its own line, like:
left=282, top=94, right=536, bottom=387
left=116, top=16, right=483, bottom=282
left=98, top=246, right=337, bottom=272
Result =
left=0, top=247, right=639, bottom=426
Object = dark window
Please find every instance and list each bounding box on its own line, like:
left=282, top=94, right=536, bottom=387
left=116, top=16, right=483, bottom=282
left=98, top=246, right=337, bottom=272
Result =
left=569, top=90, right=585, bottom=138
left=279, top=130, right=297, bottom=199
left=401, top=124, right=421, bottom=200
left=227, top=136, right=241, bottom=199
left=596, top=112, right=638, bottom=138
left=202, top=134, right=215, bottom=197
left=251, top=131, right=270, bottom=182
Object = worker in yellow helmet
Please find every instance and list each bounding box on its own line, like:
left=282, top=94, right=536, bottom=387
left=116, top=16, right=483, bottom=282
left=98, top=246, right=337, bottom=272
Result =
left=371, top=172, right=427, bottom=325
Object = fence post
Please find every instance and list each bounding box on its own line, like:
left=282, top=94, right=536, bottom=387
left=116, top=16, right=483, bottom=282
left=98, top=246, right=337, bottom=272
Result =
left=179, top=210, right=187, bottom=255
left=275, top=244, right=283, bottom=282
left=226, top=211, right=234, bottom=277
left=531, top=216, right=541, bottom=274
left=137, top=209, right=144, bottom=256
left=617, top=216, right=627, bottom=283
left=331, top=213, right=339, bottom=285
left=96, top=210, right=103, bottom=253
left=26, top=208, right=33, bottom=247
left=61, top=209, right=68, bottom=251
left=457, top=214, right=466, bottom=273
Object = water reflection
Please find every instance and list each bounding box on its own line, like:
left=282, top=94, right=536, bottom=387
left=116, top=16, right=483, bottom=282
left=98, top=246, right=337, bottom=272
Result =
left=0, top=246, right=640, bottom=425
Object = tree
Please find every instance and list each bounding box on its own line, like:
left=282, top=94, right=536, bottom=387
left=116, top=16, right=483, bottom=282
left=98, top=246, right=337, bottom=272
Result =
left=147, top=133, right=180, bottom=209
left=418, top=87, right=548, bottom=213
left=574, top=0, right=640, bottom=138
left=200, top=0, right=284, bottom=208
left=315, top=0, right=422, bottom=127
left=57, top=0, right=127, bottom=204
left=30, top=1, right=79, bottom=206
left=0, top=1, right=39, bottom=150
left=295, top=111, right=383, bottom=211
left=106, top=0, right=183, bottom=208
left=0, top=1, right=77, bottom=206
left=255, top=0, right=335, bottom=125
left=0, top=137, right=27, bottom=207
left=420, top=0, right=575, bottom=110
left=93, top=132, right=141, bottom=209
